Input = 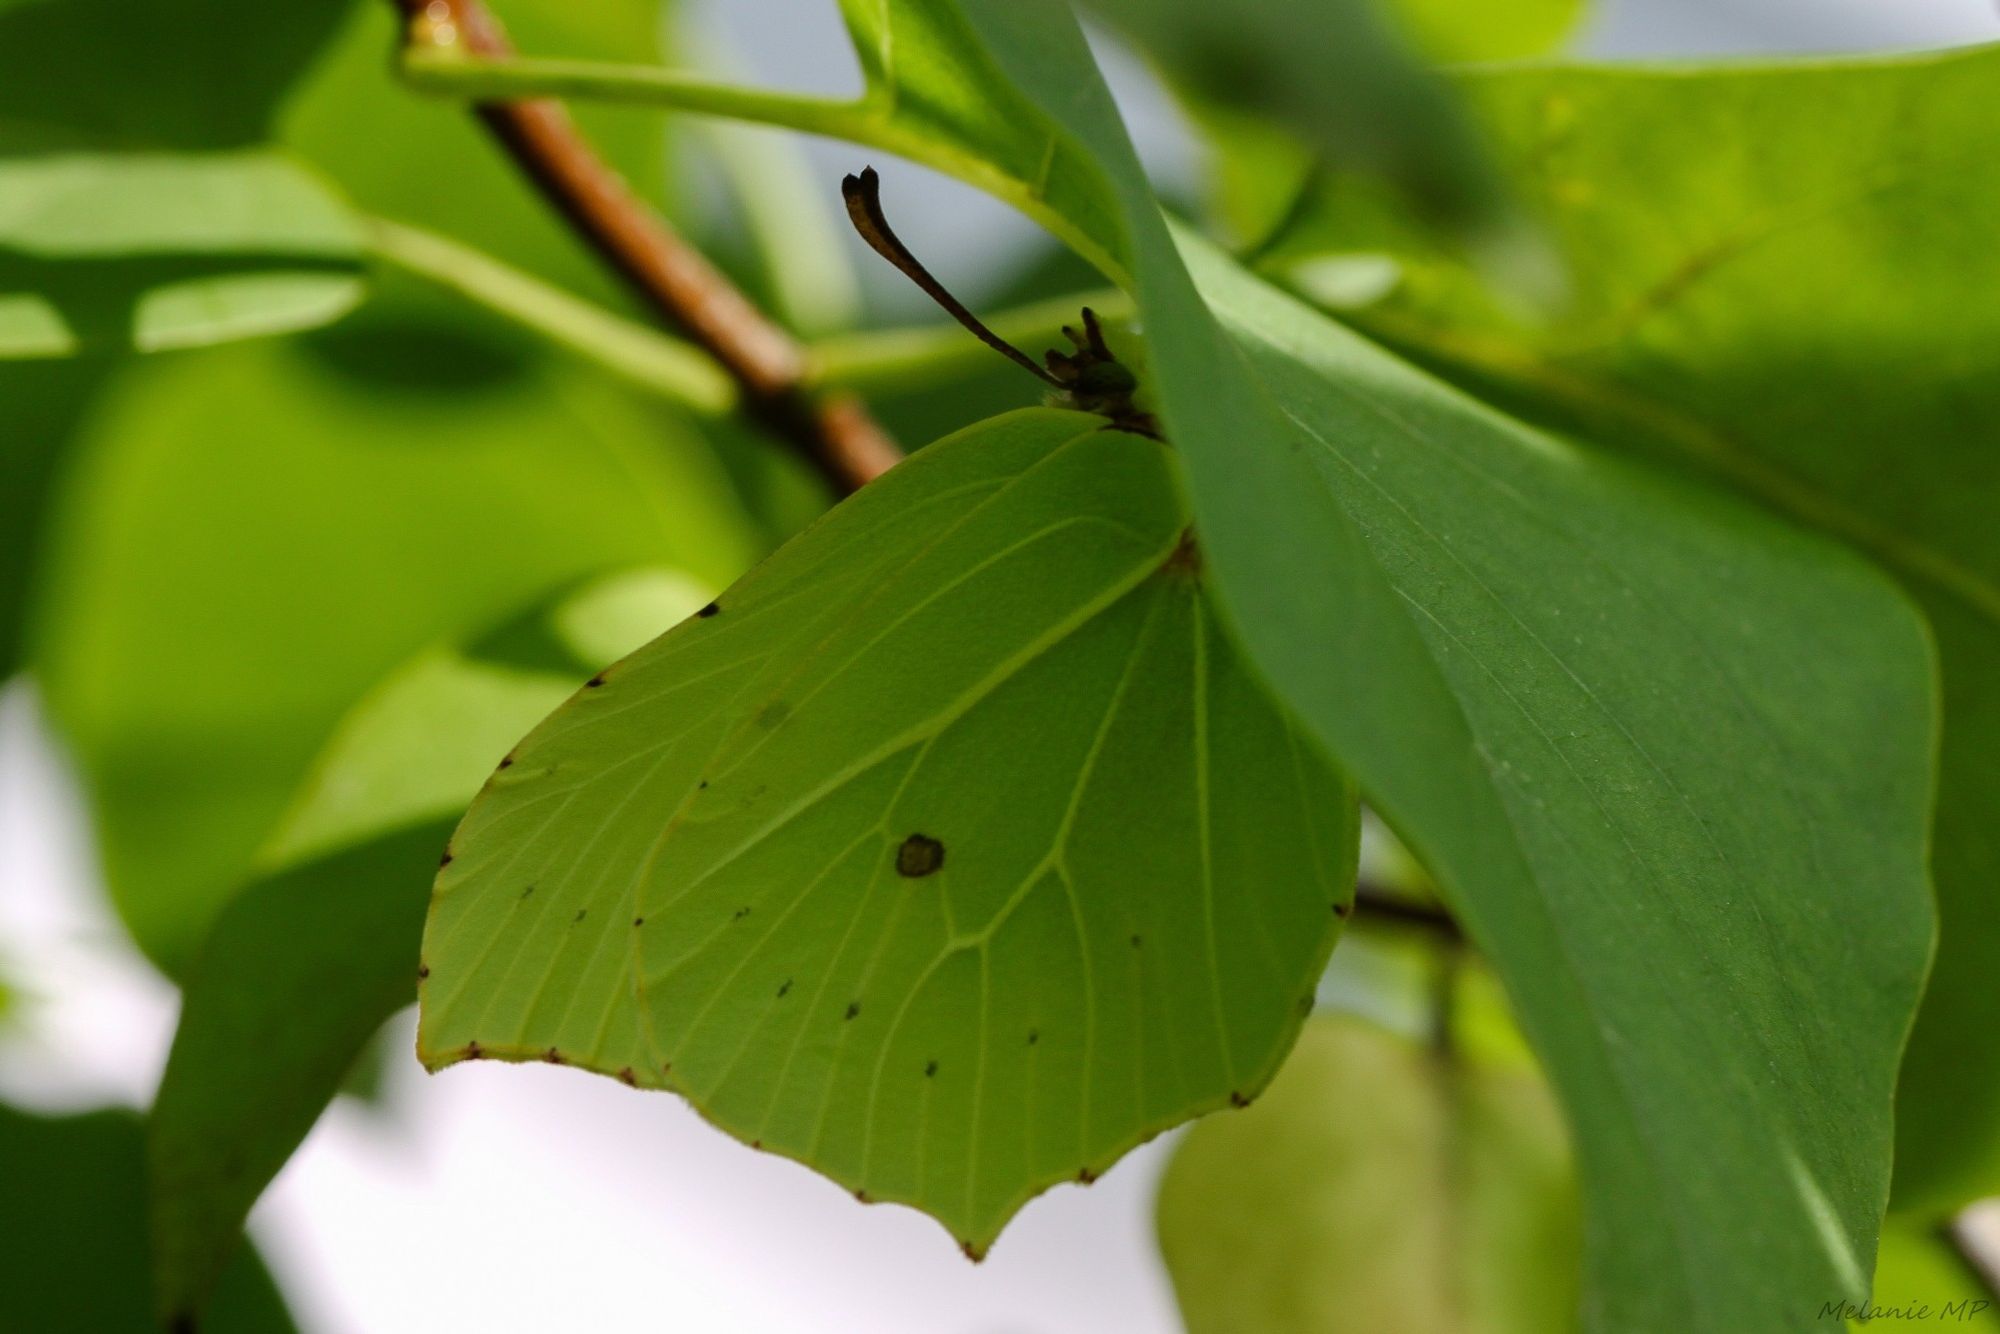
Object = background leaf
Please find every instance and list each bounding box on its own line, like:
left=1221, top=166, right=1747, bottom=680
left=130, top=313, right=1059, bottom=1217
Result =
left=0, top=360, right=101, bottom=676
left=0, top=1103, right=295, bottom=1332
left=147, top=567, right=704, bottom=1327
left=32, top=284, right=759, bottom=969
left=1388, top=0, right=1585, bottom=63
left=147, top=824, right=443, bottom=1330
left=420, top=407, right=1357, bottom=1252
left=0, top=0, right=364, bottom=356
left=1157, top=1012, right=1579, bottom=1334
left=1077, top=0, right=1502, bottom=232
left=279, top=0, right=675, bottom=311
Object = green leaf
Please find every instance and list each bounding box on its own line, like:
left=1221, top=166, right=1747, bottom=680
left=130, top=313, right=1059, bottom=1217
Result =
left=1077, top=0, right=1501, bottom=231
left=0, top=1102, right=295, bottom=1332
left=1176, top=226, right=1932, bottom=1334
left=148, top=567, right=705, bottom=1326
left=1864, top=1223, right=2000, bottom=1330
left=0, top=360, right=102, bottom=676
left=1157, top=1013, right=1580, bottom=1333
left=0, top=0, right=347, bottom=146
left=1262, top=44, right=2000, bottom=1216
left=1388, top=0, right=1585, bottom=62
left=419, top=406, right=1358, bottom=1252
left=0, top=0, right=364, bottom=355
left=147, top=824, right=441, bottom=1330
left=821, top=5, right=1933, bottom=1326
left=281, top=0, right=674, bottom=309
left=33, top=293, right=760, bottom=969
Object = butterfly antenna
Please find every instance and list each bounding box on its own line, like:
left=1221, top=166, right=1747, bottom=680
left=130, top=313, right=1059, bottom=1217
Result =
left=841, top=166, right=1065, bottom=388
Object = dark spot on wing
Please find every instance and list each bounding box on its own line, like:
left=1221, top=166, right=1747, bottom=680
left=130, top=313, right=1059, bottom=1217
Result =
left=417, top=964, right=430, bottom=981
left=618, top=1067, right=638, bottom=1086
left=438, top=849, right=454, bottom=869
left=1129, top=933, right=1142, bottom=949
left=777, top=979, right=792, bottom=998
left=845, top=1001, right=861, bottom=1021
left=1230, top=1091, right=1251, bottom=1108
left=897, top=834, right=945, bottom=878
left=572, top=908, right=587, bottom=924
left=544, top=1048, right=565, bottom=1065
left=696, top=601, right=720, bottom=619
left=756, top=700, right=790, bottom=728
left=733, top=905, right=751, bottom=921
left=520, top=883, right=536, bottom=900
left=924, top=1059, right=938, bottom=1078
left=498, top=755, right=514, bottom=770
left=585, top=672, right=607, bottom=688
left=1027, top=1029, right=1039, bottom=1046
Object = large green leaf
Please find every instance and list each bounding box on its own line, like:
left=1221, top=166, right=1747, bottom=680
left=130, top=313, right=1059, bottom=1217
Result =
left=1253, top=44, right=2000, bottom=1216
left=420, top=406, right=1358, bottom=1251
left=148, top=568, right=704, bottom=1327
left=0, top=0, right=363, bottom=355
left=33, top=290, right=759, bottom=968
left=1172, top=220, right=1932, bottom=1334
left=714, top=4, right=1932, bottom=1325
left=0, top=1103, right=295, bottom=1332
left=1157, top=1013, right=1579, bottom=1334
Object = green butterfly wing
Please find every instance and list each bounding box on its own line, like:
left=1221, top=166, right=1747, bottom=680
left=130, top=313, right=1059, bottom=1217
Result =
left=419, top=406, right=1357, bottom=1250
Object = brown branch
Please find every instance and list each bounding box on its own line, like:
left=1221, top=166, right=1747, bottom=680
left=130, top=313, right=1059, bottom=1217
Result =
left=393, top=0, right=901, bottom=494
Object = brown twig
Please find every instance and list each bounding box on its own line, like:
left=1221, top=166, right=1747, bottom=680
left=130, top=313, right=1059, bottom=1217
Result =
left=393, top=0, right=901, bottom=494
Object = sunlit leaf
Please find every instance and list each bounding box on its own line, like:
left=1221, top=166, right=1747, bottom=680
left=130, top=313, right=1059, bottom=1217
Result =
left=1388, top=0, right=1585, bottom=62
left=1260, top=44, right=2000, bottom=1216
left=1158, top=1013, right=1579, bottom=1333
left=420, top=406, right=1358, bottom=1250
left=0, top=0, right=363, bottom=356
